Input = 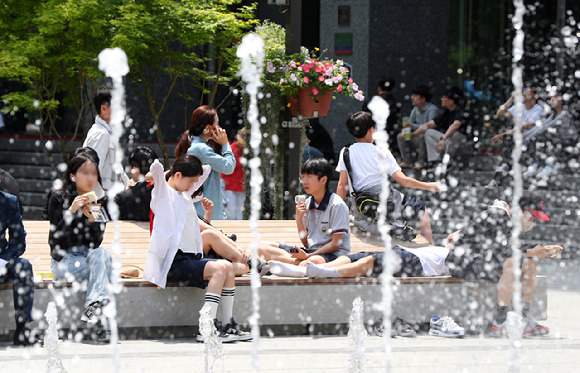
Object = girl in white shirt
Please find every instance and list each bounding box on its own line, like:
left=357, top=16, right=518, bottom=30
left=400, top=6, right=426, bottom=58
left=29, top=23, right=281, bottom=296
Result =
left=144, top=154, right=250, bottom=342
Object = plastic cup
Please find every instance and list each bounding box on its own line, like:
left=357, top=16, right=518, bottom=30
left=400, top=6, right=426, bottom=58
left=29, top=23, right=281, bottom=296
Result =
left=403, top=127, right=412, bottom=141
left=295, top=195, right=307, bottom=204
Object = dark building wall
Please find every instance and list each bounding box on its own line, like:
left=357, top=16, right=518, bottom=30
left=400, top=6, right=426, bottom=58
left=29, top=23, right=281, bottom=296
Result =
left=368, top=0, right=450, bottom=117
left=320, top=0, right=450, bottom=154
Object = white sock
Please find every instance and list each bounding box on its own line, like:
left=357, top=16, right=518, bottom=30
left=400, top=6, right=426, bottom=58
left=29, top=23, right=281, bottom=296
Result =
left=306, top=262, right=339, bottom=278
left=204, top=292, right=221, bottom=320
left=220, top=287, right=235, bottom=324
left=268, top=260, right=306, bottom=277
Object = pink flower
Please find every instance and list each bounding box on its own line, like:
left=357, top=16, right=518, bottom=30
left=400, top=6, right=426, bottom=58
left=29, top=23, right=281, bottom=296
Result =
left=312, top=88, right=319, bottom=96
left=337, top=84, right=343, bottom=92
left=303, top=65, right=311, bottom=73
left=318, top=75, right=325, bottom=82
left=348, top=78, right=353, bottom=84
left=303, top=76, right=309, bottom=84
left=280, top=78, right=284, bottom=84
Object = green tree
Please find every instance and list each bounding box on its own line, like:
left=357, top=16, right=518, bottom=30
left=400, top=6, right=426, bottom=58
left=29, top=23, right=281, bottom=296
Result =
left=0, top=0, right=113, bottom=162
left=112, top=0, right=257, bottom=165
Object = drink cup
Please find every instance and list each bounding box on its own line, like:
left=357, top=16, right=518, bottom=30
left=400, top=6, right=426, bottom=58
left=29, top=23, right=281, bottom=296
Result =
left=295, top=194, right=307, bottom=204
left=403, top=127, right=411, bottom=141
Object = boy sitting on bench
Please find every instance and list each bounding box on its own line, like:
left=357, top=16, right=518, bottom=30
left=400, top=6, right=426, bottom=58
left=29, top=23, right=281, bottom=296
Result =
left=259, top=158, right=351, bottom=269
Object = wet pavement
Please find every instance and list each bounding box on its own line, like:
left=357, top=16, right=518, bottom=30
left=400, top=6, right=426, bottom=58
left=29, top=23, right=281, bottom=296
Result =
left=1, top=287, right=579, bottom=373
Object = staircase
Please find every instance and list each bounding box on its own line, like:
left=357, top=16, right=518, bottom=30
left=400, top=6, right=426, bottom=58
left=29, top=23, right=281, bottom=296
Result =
left=0, top=137, right=175, bottom=219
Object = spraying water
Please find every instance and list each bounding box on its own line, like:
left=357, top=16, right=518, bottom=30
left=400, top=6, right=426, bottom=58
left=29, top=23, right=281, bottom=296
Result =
left=508, top=2, right=526, bottom=372
left=367, top=96, right=392, bottom=372
left=97, top=47, right=130, bottom=373
left=346, top=297, right=367, bottom=373
left=198, top=304, right=225, bottom=373
left=44, top=301, right=66, bottom=373
left=236, top=33, right=265, bottom=372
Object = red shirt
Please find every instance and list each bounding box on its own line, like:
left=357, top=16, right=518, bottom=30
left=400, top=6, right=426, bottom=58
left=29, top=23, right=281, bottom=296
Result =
left=221, top=140, right=245, bottom=192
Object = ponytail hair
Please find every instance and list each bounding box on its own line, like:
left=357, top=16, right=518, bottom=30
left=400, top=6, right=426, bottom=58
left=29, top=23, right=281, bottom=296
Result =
left=169, top=154, right=203, bottom=178
left=175, top=105, right=218, bottom=158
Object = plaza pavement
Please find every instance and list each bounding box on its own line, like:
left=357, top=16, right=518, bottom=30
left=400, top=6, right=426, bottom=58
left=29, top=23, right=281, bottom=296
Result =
left=1, top=262, right=579, bottom=373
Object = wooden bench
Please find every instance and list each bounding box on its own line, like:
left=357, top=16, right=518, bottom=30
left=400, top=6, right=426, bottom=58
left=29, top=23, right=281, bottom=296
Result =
left=0, top=220, right=547, bottom=339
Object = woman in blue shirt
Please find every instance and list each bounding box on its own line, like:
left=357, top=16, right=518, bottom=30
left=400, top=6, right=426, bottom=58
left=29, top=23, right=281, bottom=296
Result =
left=175, top=106, right=235, bottom=220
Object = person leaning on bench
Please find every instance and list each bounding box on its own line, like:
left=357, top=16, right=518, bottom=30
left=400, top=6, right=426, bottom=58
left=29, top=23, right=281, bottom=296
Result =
left=0, top=181, right=36, bottom=346
left=260, top=158, right=351, bottom=275
left=145, top=155, right=251, bottom=343
left=48, top=151, right=112, bottom=343
left=446, top=193, right=561, bottom=337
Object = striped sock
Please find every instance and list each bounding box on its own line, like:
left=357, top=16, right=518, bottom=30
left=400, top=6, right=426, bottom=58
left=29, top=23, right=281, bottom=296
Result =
left=220, top=287, right=235, bottom=324
left=204, top=292, right=221, bottom=320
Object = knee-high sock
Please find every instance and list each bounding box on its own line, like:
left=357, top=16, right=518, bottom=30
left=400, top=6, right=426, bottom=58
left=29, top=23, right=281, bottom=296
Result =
left=306, top=262, right=339, bottom=278
left=204, top=292, right=221, bottom=320
left=268, top=260, right=307, bottom=277
left=221, top=287, right=235, bottom=324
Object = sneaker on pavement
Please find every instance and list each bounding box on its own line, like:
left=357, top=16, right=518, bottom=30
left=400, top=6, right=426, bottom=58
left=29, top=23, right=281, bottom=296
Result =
left=392, top=318, right=417, bottom=338
left=196, top=319, right=238, bottom=343
left=223, top=318, right=252, bottom=341
left=373, top=320, right=396, bottom=338
left=523, top=314, right=550, bottom=337
left=429, top=316, right=465, bottom=338
left=399, top=162, right=413, bottom=169
left=490, top=320, right=508, bottom=338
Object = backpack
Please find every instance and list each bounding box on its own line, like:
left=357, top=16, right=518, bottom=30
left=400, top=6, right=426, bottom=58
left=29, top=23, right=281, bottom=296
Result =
left=342, top=145, right=415, bottom=240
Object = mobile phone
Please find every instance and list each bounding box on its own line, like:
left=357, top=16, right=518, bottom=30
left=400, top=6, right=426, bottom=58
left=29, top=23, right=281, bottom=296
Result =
left=289, top=247, right=299, bottom=253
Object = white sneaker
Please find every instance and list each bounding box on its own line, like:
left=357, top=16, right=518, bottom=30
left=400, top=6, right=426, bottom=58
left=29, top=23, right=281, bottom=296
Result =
left=428, top=316, right=465, bottom=338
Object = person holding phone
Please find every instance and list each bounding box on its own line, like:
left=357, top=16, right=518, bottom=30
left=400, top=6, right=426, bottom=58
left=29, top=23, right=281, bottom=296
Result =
left=175, top=105, right=236, bottom=220
left=259, top=159, right=351, bottom=273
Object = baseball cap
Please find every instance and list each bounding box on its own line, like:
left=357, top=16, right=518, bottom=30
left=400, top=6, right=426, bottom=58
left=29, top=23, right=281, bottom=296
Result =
left=520, top=193, right=550, bottom=221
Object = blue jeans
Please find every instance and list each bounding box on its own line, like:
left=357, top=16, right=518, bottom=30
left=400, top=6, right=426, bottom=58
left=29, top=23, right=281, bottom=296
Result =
left=0, top=258, right=34, bottom=325
left=51, top=246, right=112, bottom=307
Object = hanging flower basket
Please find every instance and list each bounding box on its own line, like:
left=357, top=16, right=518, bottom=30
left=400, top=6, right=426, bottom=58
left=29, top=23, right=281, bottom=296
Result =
left=288, top=87, right=333, bottom=118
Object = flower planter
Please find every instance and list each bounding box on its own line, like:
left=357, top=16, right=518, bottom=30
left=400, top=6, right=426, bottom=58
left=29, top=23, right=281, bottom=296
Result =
left=288, top=88, right=333, bottom=118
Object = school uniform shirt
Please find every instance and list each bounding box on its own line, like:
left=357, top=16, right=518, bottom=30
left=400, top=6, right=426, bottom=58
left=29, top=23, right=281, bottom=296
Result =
left=144, top=160, right=208, bottom=289
left=302, top=190, right=351, bottom=256
left=336, top=142, right=401, bottom=193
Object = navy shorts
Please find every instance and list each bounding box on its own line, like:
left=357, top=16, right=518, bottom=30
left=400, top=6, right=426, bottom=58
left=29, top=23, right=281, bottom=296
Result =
left=167, top=250, right=217, bottom=289
left=278, top=243, right=339, bottom=263
left=347, top=246, right=424, bottom=278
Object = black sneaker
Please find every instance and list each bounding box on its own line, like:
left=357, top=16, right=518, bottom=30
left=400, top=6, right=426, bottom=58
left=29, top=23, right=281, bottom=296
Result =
left=196, top=319, right=237, bottom=343
left=81, top=300, right=109, bottom=324
left=373, top=320, right=396, bottom=338
left=392, top=317, right=417, bottom=338
left=223, top=319, right=252, bottom=341
left=13, top=324, right=42, bottom=346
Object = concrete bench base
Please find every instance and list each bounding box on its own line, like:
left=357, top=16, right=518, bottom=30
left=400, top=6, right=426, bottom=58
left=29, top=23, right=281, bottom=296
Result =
left=0, top=275, right=547, bottom=340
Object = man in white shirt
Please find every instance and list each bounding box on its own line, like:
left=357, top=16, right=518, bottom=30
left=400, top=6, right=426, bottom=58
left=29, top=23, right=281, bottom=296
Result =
left=492, top=87, right=544, bottom=143
left=83, top=86, right=129, bottom=198
left=486, top=88, right=545, bottom=188
left=336, top=111, right=440, bottom=243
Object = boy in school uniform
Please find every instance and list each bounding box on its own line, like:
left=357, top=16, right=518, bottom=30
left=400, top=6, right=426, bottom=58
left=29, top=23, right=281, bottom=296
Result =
left=259, top=158, right=351, bottom=269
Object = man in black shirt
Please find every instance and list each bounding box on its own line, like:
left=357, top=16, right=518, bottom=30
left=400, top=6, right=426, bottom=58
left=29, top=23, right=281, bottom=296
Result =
left=446, top=193, right=562, bottom=337
left=115, top=146, right=158, bottom=221
left=409, top=86, right=472, bottom=164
